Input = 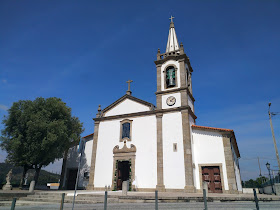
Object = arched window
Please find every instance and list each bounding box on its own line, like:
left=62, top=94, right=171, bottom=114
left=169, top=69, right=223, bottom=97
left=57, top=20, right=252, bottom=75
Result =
left=166, top=66, right=176, bottom=88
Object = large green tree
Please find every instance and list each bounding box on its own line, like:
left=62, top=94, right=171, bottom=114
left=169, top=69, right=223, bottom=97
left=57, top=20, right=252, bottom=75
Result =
left=0, top=97, right=83, bottom=186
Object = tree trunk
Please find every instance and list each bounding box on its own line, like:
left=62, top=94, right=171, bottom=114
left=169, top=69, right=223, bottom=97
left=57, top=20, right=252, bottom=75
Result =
left=19, top=165, right=28, bottom=189
left=34, top=165, right=42, bottom=186
left=59, top=149, right=69, bottom=190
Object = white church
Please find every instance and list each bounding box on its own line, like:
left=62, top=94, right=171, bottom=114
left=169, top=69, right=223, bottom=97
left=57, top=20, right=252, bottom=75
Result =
left=62, top=19, right=242, bottom=194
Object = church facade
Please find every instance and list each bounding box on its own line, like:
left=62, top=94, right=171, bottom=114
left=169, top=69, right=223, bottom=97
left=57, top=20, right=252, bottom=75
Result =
left=63, top=19, right=242, bottom=193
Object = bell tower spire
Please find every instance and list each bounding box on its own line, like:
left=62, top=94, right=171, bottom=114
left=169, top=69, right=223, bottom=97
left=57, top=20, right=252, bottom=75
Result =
left=166, top=16, right=179, bottom=52
left=155, top=18, right=194, bottom=111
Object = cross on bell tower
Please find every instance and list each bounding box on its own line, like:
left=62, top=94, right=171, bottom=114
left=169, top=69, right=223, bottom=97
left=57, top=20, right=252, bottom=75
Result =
left=126, top=80, right=133, bottom=95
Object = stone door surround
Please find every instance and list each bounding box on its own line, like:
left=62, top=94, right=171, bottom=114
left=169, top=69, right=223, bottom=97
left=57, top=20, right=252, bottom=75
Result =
left=112, top=142, right=136, bottom=191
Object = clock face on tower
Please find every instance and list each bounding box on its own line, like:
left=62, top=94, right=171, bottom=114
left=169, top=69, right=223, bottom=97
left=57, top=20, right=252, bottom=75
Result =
left=166, top=96, right=176, bottom=106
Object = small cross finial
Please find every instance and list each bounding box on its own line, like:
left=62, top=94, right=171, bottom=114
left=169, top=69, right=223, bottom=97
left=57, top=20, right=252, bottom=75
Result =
left=126, top=80, right=133, bottom=95
left=169, top=15, right=175, bottom=22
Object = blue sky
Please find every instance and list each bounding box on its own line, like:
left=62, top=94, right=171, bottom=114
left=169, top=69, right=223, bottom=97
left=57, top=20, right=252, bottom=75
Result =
left=1, top=1, right=280, bottom=180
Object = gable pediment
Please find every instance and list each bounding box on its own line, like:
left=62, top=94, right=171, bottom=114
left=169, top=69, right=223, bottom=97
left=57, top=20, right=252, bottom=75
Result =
left=102, top=94, right=155, bottom=117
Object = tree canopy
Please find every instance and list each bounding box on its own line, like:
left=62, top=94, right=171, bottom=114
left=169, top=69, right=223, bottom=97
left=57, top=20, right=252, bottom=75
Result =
left=0, top=97, right=83, bottom=185
left=242, top=176, right=269, bottom=188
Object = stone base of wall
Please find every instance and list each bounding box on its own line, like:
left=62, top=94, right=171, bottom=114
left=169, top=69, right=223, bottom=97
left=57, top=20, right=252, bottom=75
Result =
left=184, top=185, right=196, bottom=193
left=224, top=190, right=240, bottom=194
left=86, top=184, right=94, bottom=190
left=156, top=184, right=166, bottom=192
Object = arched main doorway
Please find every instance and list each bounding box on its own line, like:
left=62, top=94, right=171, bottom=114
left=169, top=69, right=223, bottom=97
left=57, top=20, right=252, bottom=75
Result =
left=112, top=141, right=136, bottom=191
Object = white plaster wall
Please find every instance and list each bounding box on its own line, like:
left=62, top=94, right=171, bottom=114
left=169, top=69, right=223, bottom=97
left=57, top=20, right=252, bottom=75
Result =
left=94, top=115, right=157, bottom=189
left=161, top=60, right=181, bottom=91
left=232, top=144, right=242, bottom=192
left=162, top=112, right=185, bottom=189
left=189, top=115, right=196, bottom=188
left=161, top=92, right=181, bottom=109
left=189, top=115, right=194, bottom=127
left=104, top=99, right=150, bottom=117
left=64, top=138, right=93, bottom=188
left=84, top=139, right=93, bottom=169
left=188, top=96, right=194, bottom=113
left=192, top=130, right=229, bottom=190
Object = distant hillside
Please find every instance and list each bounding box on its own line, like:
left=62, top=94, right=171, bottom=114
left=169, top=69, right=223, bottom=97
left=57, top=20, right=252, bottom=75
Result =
left=0, top=163, right=60, bottom=188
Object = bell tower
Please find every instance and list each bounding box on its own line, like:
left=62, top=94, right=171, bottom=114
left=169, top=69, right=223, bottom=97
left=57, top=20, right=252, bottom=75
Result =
left=154, top=17, right=196, bottom=192
left=154, top=17, right=195, bottom=112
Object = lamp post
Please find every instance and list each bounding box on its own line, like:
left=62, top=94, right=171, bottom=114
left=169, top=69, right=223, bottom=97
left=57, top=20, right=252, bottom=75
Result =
left=266, top=162, right=275, bottom=194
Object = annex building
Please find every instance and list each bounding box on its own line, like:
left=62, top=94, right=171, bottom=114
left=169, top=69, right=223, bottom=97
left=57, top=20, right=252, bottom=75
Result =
left=62, top=19, right=242, bottom=194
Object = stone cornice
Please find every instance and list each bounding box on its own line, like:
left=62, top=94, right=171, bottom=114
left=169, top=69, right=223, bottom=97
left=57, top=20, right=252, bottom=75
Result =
left=154, top=54, right=188, bottom=66
left=93, top=105, right=197, bottom=122
left=155, top=87, right=195, bottom=102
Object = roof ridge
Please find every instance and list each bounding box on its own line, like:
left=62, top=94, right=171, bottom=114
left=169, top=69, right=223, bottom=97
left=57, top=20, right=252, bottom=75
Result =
left=83, top=133, right=94, bottom=138
left=102, top=94, right=155, bottom=114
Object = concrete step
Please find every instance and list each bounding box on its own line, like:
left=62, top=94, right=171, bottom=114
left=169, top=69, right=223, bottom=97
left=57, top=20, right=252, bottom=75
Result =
left=23, top=195, right=105, bottom=201
left=27, top=194, right=105, bottom=198
left=0, top=201, right=55, bottom=207
left=19, top=196, right=118, bottom=204
left=32, top=192, right=65, bottom=196
left=25, top=194, right=61, bottom=198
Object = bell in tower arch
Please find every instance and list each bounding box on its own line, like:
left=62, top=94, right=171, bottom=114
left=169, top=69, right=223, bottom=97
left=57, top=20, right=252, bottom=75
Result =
left=166, top=66, right=176, bottom=88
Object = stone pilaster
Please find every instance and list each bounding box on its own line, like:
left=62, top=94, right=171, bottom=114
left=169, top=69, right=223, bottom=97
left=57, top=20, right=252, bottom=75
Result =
left=156, top=95, right=162, bottom=109
left=222, top=135, right=238, bottom=194
left=180, top=89, right=188, bottom=107
left=156, top=64, right=162, bottom=110
left=156, top=64, right=162, bottom=92
left=181, top=110, right=195, bottom=192
left=156, top=113, right=165, bottom=191
left=87, top=121, right=100, bottom=190
left=179, top=58, right=187, bottom=87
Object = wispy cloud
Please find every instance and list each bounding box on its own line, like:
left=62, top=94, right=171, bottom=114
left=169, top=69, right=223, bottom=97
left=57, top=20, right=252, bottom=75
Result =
left=0, top=104, right=8, bottom=111
left=1, top=79, right=7, bottom=84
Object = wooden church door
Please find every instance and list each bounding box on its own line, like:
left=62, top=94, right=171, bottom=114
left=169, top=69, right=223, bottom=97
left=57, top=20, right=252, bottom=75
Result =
left=67, top=168, right=78, bottom=190
left=202, top=166, right=222, bottom=193
left=117, top=161, right=130, bottom=190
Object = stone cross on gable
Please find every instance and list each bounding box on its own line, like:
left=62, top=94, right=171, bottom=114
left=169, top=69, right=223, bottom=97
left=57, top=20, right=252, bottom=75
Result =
left=126, top=80, right=133, bottom=95
left=169, top=15, right=175, bottom=22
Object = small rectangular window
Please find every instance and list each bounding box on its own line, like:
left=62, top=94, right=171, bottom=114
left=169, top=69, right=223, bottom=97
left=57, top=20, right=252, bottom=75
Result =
left=120, top=119, right=133, bottom=142
left=122, top=122, right=130, bottom=139
left=84, top=172, right=89, bottom=179
left=173, top=143, right=177, bottom=152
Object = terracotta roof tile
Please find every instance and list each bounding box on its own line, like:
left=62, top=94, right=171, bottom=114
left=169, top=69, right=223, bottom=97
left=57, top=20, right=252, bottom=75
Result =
left=83, top=133, right=94, bottom=138
left=192, top=125, right=233, bottom=132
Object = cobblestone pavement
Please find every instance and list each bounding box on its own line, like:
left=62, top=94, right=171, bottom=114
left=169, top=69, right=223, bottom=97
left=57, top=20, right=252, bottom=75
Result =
left=1, top=201, right=280, bottom=210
